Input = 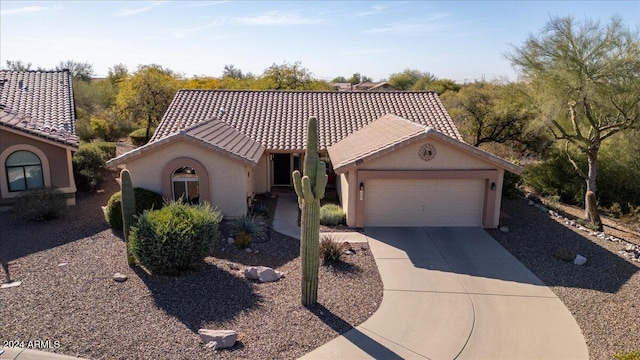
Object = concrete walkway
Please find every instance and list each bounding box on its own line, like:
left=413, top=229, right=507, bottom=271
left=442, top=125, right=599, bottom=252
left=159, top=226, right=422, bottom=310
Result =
left=271, top=195, right=588, bottom=359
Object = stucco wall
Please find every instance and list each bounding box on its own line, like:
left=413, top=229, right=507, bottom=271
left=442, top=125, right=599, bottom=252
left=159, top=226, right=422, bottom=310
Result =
left=360, top=138, right=495, bottom=171
left=125, top=140, right=250, bottom=217
left=0, top=129, right=72, bottom=188
left=0, top=129, right=76, bottom=205
left=338, top=137, right=506, bottom=228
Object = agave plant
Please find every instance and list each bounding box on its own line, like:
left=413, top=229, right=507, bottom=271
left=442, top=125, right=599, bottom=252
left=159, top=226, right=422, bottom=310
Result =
left=232, top=214, right=268, bottom=249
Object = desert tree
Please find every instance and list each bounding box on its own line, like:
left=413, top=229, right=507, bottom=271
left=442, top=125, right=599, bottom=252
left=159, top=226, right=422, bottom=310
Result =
left=507, top=16, right=640, bottom=227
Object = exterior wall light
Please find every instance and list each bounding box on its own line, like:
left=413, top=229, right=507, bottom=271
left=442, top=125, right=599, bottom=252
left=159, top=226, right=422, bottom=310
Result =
left=359, top=182, right=364, bottom=201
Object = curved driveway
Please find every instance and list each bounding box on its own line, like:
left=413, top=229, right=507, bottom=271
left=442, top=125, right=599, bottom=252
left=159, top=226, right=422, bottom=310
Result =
left=301, top=227, right=588, bottom=359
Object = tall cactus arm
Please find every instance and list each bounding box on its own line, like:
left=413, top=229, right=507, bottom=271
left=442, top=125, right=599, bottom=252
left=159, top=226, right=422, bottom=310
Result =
left=120, top=169, right=136, bottom=266
left=315, top=161, right=328, bottom=200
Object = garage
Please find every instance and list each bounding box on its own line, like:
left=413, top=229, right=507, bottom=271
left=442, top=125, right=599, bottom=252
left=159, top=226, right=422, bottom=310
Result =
left=327, top=114, right=523, bottom=229
left=364, top=178, right=485, bottom=227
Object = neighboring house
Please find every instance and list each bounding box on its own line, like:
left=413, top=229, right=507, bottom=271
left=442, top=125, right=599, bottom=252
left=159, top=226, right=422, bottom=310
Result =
left=0, top=70, right=79, bottom=206
left=108, top=90, right=522, bottom=228
left=331, top=82, right=401, bottom=92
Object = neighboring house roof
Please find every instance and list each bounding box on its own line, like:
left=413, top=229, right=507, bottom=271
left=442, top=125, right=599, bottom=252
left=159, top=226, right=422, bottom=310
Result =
left=328, top=114, right=523, bottom=175
left=108, top=119, right=265, bottom=167
left=0, top=109, right=79, bottom=148
left=0, top=70, right=77, bottom=147
left=352, top=82, right=401, bottom=92
left=152, top=90, right=462, bottom=151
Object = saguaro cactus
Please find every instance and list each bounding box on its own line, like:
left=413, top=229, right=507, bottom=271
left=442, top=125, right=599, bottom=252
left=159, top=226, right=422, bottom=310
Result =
left=120, top=169, right=136, bottom=266
left=293, top=117, right=328, bottom=306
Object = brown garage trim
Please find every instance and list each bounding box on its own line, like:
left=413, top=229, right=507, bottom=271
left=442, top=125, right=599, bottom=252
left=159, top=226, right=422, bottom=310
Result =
left=355, top=169, right=498, bottom=228
left=161, top=157, right=210, bottom=203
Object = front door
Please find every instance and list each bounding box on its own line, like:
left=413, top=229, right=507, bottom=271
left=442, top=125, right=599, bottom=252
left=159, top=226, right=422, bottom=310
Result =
left=273, top=154, right=291, bottom=185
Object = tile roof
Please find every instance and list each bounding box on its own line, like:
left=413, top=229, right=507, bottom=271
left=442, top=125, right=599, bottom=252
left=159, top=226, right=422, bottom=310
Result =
left=328, top=114, right=523, bottom=174
left=108, top=119, right=264, bottom=167
left=0, top=70, right=77, bottom=147
left=152, top=90, right=462, bottom=151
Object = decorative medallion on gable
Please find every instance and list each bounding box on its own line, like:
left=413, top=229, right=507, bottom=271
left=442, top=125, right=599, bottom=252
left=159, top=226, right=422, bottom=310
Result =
left=418, top=143, right=437, bottom=161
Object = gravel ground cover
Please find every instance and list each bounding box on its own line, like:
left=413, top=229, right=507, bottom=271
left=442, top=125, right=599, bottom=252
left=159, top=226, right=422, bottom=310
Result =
left=0, top=174, right=383, bottom=360
left=489, top=197, right=640, bottom=360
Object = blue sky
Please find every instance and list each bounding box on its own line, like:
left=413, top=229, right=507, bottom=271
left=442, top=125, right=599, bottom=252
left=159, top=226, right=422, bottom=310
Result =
left=1, top=1, right=638, bottom=83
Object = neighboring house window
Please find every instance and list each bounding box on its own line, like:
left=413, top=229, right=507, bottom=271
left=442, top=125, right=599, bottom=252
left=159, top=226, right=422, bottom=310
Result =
left=5, top=150, right=44, bottom=191
left=172, top=167, right=199, bottom=204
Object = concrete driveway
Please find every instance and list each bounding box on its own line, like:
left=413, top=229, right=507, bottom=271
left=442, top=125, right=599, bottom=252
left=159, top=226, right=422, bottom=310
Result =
left=301, top=227, right=588, bottom=359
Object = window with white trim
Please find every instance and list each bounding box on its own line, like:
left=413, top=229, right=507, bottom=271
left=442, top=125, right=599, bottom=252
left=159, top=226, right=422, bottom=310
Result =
left=5, top=150, right=44, bottom=192
left=172, top=167, right=199, bottom=204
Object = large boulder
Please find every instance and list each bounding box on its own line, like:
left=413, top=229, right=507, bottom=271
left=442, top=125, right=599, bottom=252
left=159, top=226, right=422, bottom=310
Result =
left=198, top=329, right=237, bottom=350
left=244, top=266, right=284, bottom=283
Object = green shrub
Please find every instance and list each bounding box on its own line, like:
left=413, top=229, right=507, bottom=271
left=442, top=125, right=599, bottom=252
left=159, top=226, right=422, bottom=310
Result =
left=502, top=170, right=522, bottom=200
left=129, top=201, right=222, bottom=275
left=615, top=350, right=640, bottom=360
left=522, top=148, right=585, bottom=206
left=129, top=128, right=152, bottom=146
left=231, top=214, right=268, bottom=249
left=13, top=187, right=67, bottom=221
left=88, top=142, right=116, bottom=159
left=105, top=188, right=165, bottom=230
left=319, top=234, right=342, bottom=263
left=75, top=116, right=95, bottom=142
left=320, top=204, right=346, bottom=226
left=72, top=145, right=107, bottom=190
left=90, top=114, right=133, bottom=142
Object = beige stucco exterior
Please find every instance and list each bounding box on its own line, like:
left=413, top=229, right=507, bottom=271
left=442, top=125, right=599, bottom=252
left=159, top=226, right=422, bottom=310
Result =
left=337, top=138, right=505, bottom=229
left=0, top=128, right=76, bottom=205
left=123, top=139, right=255, bottom=217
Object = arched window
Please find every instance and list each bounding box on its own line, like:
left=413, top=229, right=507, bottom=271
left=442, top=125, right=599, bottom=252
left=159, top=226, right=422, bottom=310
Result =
left=172, top=167, right=199, bottom=204
left=5, top=150, right=44, bottom=192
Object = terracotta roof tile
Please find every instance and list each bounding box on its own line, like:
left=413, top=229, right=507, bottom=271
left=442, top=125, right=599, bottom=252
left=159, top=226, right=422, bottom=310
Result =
left=108, top=119, right=264, bottom=167
left=0, top=70, right=77, bottom=147
left=151, top=90, right=462, bottom=151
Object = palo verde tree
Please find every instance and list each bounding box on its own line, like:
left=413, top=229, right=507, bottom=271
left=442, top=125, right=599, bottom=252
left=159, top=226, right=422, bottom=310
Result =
left=116, top=64, right=181, bottom=140
left=507, top=16, right=640, bottom=227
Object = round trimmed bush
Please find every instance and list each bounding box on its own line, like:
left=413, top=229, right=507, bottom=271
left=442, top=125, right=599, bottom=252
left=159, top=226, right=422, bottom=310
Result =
left=105, top=188, right=164, bottom=230
left=129, top=201, right=222, bottom=275
left=320, top=204, right=346, bottom=226
left=13, top=187, right=67, bottom=221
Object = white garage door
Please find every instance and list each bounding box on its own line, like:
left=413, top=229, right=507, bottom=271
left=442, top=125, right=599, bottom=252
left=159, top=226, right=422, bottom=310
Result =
left=364, top=179, right=485, bottom=227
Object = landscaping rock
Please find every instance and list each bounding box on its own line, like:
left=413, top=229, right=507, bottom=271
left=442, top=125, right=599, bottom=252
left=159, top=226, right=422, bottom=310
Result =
left=574, top=255, right=587, bottom=265
left=227, top=237, right=235, bottom=245
left=227, top=262, right=240, bottom=270
left=344, top=250, right=355, bottom=255
left=113, top=273, right=128, bottom=282
left=244, top=266, right=283, bottom=283
left=527, top=200, right=535, bottom=206
left=198, top=329, right=237, bottom=350
left=499, top=226, right=510, bottom=233
left=245, top=248, right=252, bottom=253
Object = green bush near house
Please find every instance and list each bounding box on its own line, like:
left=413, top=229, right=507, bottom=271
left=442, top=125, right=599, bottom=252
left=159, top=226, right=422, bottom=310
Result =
left=72, top=145, right=107, bottom=191
left=129, top=128, right=152, bottom=146
left=129, top=201, right=222, bottom=275
left=320, top=204, right=346, bottom=226
left=13, top=187, right=67, bottom=221
left=87, top=142, right=117, bottom=159
left=105, top=188, right=165, bottom=230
